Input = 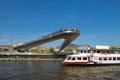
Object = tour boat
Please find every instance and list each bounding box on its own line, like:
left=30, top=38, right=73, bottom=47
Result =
left=62, top=51, right=120, bottom=66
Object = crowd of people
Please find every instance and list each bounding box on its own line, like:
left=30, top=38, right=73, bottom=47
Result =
left=42, top=28, right=80, bottom=39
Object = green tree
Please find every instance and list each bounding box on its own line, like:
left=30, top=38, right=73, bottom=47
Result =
left=110, top=46, right=118, bottom=50
left=50, top=47, right=54, bottom=53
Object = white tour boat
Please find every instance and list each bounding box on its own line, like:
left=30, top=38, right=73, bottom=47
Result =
left=62, top=50, right=120, bottom=66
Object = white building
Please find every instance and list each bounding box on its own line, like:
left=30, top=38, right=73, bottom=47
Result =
left=95, top=45, right=109, bottom=50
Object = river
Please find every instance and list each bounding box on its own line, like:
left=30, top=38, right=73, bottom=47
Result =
left=0, top=60, right=120, bottom=80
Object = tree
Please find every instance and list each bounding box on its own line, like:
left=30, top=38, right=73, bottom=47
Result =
left=50, top=47, right=54, bottom=53
left=110, top=46, right=118, bottom=50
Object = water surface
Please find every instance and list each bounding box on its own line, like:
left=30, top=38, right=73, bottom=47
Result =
left=0, top=61, right=120, bottom=80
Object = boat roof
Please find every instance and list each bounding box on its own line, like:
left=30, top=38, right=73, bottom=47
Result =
left=67, top=53, right=120, bottom=57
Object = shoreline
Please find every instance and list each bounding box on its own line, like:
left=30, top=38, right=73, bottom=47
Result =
left=0, top=53, right=66, bottom=61
left=0, top=58, right=63, bottom=61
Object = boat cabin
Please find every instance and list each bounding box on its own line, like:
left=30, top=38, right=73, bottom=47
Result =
left=63, top=53, right=120, bottom=65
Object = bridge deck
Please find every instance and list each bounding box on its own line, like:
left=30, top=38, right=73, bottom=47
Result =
left=14, top=28, right=80, bottom=51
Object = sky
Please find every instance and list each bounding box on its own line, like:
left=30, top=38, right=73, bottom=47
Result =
left=0, top=0, right=120, bottom=47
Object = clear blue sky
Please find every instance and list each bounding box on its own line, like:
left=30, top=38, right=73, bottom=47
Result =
left=0, top=0, right=120, bottom=47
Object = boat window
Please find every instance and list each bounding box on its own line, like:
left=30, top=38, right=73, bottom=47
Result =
left=77, top=57, right=81, bottom=60
left=92, top=50, right=95, bottom=53
left=67, top=57, right=71, bottom=60
left=83, top=57, right=87, bottom=60
left=113, top=57, right=116, bottom=60
left=117, top=57, right=120, bottom=60
left=97, top=50, right=101, bottom=53
left=81, top=51, right=83, bottom=53
left=108, top=57, right=112, bottom=60
left=99, top=57, right=102, bottom=60
left=84, top=51, right=87, bottom=53
left=72, top=57, right=76, bottom=60
left=104, top=58, right=107, bottom=61
left=88, top=50, right=90, bottom=53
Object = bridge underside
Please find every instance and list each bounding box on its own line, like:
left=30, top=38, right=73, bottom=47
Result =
left=14, top=28, right=80, bottom=51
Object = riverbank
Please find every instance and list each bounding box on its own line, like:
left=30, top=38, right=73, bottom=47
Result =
left=0, top=53, right=67, bottom=61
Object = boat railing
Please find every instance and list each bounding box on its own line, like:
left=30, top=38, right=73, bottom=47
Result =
left=79, top=50, right=120, bottom=54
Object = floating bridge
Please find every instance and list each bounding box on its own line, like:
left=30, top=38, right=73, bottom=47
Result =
left=14, top=28, right=80, bottom=51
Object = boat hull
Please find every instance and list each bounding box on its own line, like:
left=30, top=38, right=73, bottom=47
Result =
left=62, top=61, right=120, bottom=66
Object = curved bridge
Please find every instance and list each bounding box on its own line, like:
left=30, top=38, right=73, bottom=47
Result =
left=14, top=28, right=80, bottom=51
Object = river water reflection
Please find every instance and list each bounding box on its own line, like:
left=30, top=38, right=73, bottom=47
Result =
left=0, top=60, right=120, bottom=80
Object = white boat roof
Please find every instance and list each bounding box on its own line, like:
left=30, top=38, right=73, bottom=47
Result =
left=67, top=53, right=120, bottom=57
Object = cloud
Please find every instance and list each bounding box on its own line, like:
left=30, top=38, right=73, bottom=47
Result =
left=0, top=39, right=10, bottom=42
left=0, top=39, right=12, bottom=45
